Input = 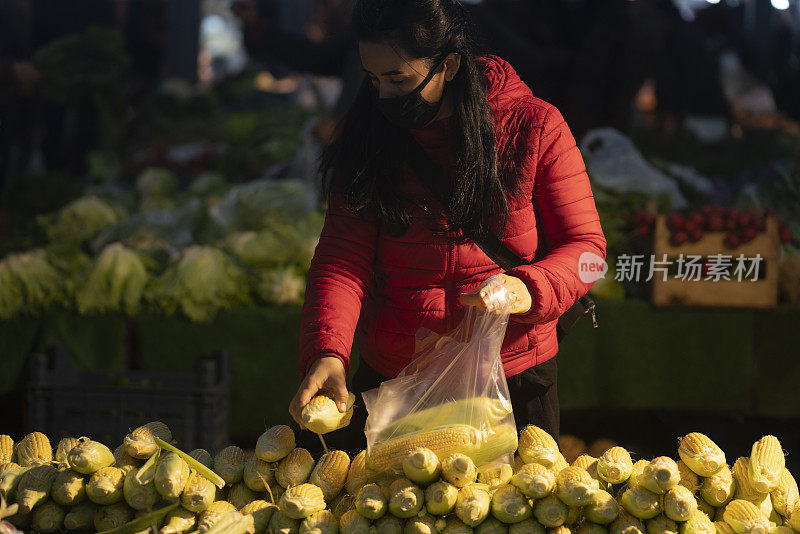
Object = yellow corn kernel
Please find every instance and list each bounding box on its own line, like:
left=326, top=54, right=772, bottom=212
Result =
left=770, top=467, right=799, bottom=517
left=425, top=479, right=459, bottom=516
left=534, top=493, right=569, bottom=527
left=556, top=465, right=599, bottom=506
left=0, top=435, right=14, bottom=464
left=277, top=447, right=315, bottom=489
left=713, top=521, right=736, bottom=534
left=387, top=477, right=424, bottom=518
left=518, top=425, right=560, bottom=467
left=228, top=481, right=258, bottom=509
left=68, top=438, right=115, bottom=474
left=155, top=452, right=190, bottom=500
left=355, top=483, right=387, bottom=520
left=441, top=453, right=478, bottom=488
left=403, top=447, right=441, bottom=486
left=628, top=460, right=650, bottom=490
left=346, top=450, right=372, bottom=496
left=301, top=392, right=356, bottom=435
left=0, top=462, right=19, bottom=473
left=680, top=510, right=716, bottom=534
left=511, top=519, right=547, bottom=534
left=241, top=499, right=277, bottom=533
left=641, top=457, right=681, bottom=495
left=678, top=461, right=701, bottom=493
left=181, top=469, right=217, bottom=513
left=610, top=510, right=646, bottom=534
left=256, top=425, right=296, bottom=463
left=54, top=437, right=79, bottom=465
left=339, top=509, right=370, bottom=534
left=586, top=489, right=620, bottom=524
left=620, top=486, right=661, bottom=520
left=160, top=505, right=197, bottom=534
left=646, top=516, right=678, bottom=534
left=702, top=464, right=736, bottom=507
left=16, top=432, right=52, bottom=466
left=733, top=458, right=767, bottom=503
left=455, top=484, right=491, bottom=526
left=300, top=509, right=338, bottom=534
left=748, top=436, right=785, bottom=494
left=51, top=468, right=86, bottom=506
left=198, top=501, right=237, bottom=530
left=214, top=446, right=246, bottom=485
left=86, top=466, right=126, bottom=505
left=512, top=461, right=556, bottom=499
left=598, top=447, right=633, bottom=485
left=15, top=463, right=58, bottom=513
left=367, top=426, right=481, bottom=473
left=491, top=483, right=533, bottom=524
left=679, top=434, right=726, bottom=478
left=310, top=450, right=350, bottom=502
left=93, top=502, right=134, bottom=532
left=664, top=485, right=699, bottom=522
left=280, top=483, right=326, bottom=519
left=124, top=421, right=172, bottom=459
left=722, top=500, right=772, bottom=534
left=189, top=448, right=214, bottom=469
left=479, top=463, right=513, bottom=492
left=243, top=454, right=276, bottom=492
left=552, top=453, right=570, bottom=476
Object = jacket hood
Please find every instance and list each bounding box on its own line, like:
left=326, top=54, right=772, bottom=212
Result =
left=477, top=54, right=535, bottom=110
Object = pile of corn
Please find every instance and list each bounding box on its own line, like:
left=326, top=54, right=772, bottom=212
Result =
left=0, top=422, right=798, bottom=534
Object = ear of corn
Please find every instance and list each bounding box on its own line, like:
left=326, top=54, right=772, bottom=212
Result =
left=722, top=500, right=772, bottom=534
left=346, top=450, right=373, bottom=496
left=786, top=508, right=800, bottom=533
left=93, top=502, right=134, bottom=531
left=455, top=484, right=492, bottom=526
left=586, top=489, right=620, bottom=524
left=15, top=432, right=52, bottom=467
left=697, top=496, right=717, bottom=519
left=646, top=516, right=679, bottom=534
left=31, top=500, right=66, bottom=533
left=511, top=518, right=546, bottom=534
left=556, top=466, right=599, bottom=506
left=620, top=487, right=662, bottom=520
left=511, top=462, right=556, bottom=498
left=301, top=392, right=356, bottom=435
left=373, top=513, right=403, bottom=534
left=442, top=453, right=478, bottom=488
left=610, top=510, right=645, bottom=534
left=641, top=457, right=681, bottom=495
left=181, top=469, right=217, bottom=513
left=748, top=436, right=784, bottom=494
left=402, top=447, right=441, bottom=486
left=63, top=500, right=95, bottom=530
left=534, top=494, right=568, bottom=527
left=124, top=421, right=172, bottom=459
left=767, top=527, right=795, bottom=534
left=0, top=462, right=19, bottom=474
left=155, top=451, right=190, bottom=500
left=52, top=468, right=87, bottom=506
left=198, top=501, right=238, bottom=530
left=702, top=464, right=736, bottom=507
left=0, top=436, right=14, bottom=464
left=629, top=460, right=650, bottom=490
left=214, top=446, right=246, bottom=485
left=243, top=454, right=276, bottom=492
left=240, top=499, right=277, bottom=532
left=280, top=483, right=326, bottom=520
left=518, top=426, right=559, bottom=468
left=770, top=467, right=799, bottom=517
left=160, top=505, right=197, bottom=534
left=479, top=463, right=513, bottom=491
left=68, top=438, right=115, bottom=475
left=573, top=455, right=609, bottom=492
left=354, top=483, right=387, bottom=519
left=677, top=461, right=701, bottom=493
left=86, top=466, right=126, bottom=505
left=665, top=485, right=700, bottom=522
left=679, top=434, right=726, bottom=478
left=310, top=450, right=350, bottom=502
left=425, top=479, right=459, bottom=516
left=123, top=466, right=159, bottom=511
left=299, top=509, right=338, bottom=534
left=256, top=426, right=296, bottom=463
left=598, top=447, right=634, bottom=485
left=113, top=445, right=140, bottom=473
left=473, top=515, right=507, bottom=534
left=55, top=437, right=79, bottom=465
left=580, top=524, right=611, bottom=534
left=338, top=508, right=370, bottom=534
left=228, top=481, right=258, bottom=509
left=732, top=458, right=767, bottom=503
left=491, top=484, right=532, bottom=524
left=442, top=516, right=474, bottom=534
left=713, top=521, right=736, bottom=534
left=189, top=448, right=214, bottom=469
left=368, top=426, right=480, bottom=474
left=268, top=508, right=301, bottom=534
left=15, top=463, right=58, bottom=513
left=387, top=477, right=424, bottom=518
left=329, top=492, right=356, bottom=520
left=277, top=448, right=315, bottom=489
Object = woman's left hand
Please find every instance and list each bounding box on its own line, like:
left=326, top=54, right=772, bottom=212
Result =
left=459, top=273, right=533, bottom=314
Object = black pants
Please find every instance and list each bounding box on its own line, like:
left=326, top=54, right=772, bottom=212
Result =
left=296, top=358, right=560, bottom=457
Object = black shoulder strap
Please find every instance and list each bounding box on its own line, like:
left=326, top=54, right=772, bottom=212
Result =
left=402, top=133, right=527, bottom=271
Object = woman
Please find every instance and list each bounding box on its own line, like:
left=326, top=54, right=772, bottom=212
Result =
left=289, top=0, right=606, bottom=454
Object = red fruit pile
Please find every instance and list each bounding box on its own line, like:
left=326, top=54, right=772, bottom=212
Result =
left=663, top=206, right=793, bottom=249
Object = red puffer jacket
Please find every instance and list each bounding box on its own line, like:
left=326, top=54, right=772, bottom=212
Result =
left=300, top=55, right=606, bottom=380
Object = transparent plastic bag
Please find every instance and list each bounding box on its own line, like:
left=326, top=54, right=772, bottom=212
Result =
left=362, top=276, right=518, bottom=474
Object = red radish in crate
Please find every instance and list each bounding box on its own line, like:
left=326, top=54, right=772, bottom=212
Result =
left=707, top=215, right=725, bottom=232
left=689, top=227, right=704, bottom=242
left=752, top=215, right=766, bottom=232
left=634, top=224, right=652, bottom=237
left=724, top=233, right=741, bottom=249
left=741, top=228, right=757, bottom=243
left=688, top=212, right=705, bottom=229
left=725, top=218, right=738, bottom=232
left=667, top=213, right=685, bottom=232
left=670, top=231, right=689, bottom=246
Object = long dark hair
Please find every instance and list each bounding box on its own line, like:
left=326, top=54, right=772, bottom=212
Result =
left=319, top=0, right=519, bottom=239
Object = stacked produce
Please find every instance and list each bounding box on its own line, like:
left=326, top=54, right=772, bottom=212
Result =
left=1, top=415, right=797, bottom=534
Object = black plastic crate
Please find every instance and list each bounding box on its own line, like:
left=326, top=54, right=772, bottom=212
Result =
left=27, top=347, right=230, bottom=452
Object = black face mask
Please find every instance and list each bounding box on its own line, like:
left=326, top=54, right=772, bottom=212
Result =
left=372, top=55, right=449, bottom=129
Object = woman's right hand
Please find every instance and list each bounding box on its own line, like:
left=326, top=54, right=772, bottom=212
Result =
left=289, top=356, right=349, bottom=429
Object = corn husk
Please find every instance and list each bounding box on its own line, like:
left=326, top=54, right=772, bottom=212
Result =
left=534, top=494, right=568, bottom=527
left=153, top=437, right=226, bottom=490
left=257, top=426, right=296, bottom=463
left=702, top=465, right=737, bottom=508
left=15, top=432, right=52, bottom=466
left=519, top=426, right=559, bottom=468
left=241, top=499, right=277, bottom=533
left=387, top=477, right=424, bottom=519
left=598, top=447, right=633, bottom=485
left=665, top=485, right=699, bottom=522
left=442, top=454, right=478, bottom=488
left=647, top=516, right=679, bottom=534
left=31, top=500, right=66, bottom=533
left=403, top=447, right=441, bottom=486
left=277, top=448, right=315, bottom=488
left=310, top=450, right=350, bottom=502
left=329, top=492, right=355, bottom=520
left=155, top=452, right=190, bottom=500
left=480, top=463, right=514, bottom=492
left=512, top=462, right=556, bottom=499
left=339, top=509, right=369, bottom=534
left=491, top=484, right=532, bottom=524
left=52, top=468, right=87, bottom=506
left=87, top=466, right=126, bottom=505
left=556, top=466, right=599, bottom=507
left=159, top=506, right=197, bottom=534
left=229, top=481, right=258, bottom=510
left=68, top=438, right=115, bottom=475
left=93, top=502, right=135, bottom=531
left=299, top=509, right=338, bottom=534
left=770, top=468, right=799, bottom=517
left=55, top=437, right=80, bottom=465
left=748, top=437, right=785, bottom=494
left=181, top=469, right=217, bottom=513
left=620, top=487, right=662, bottom=520
left=124, top=422, right=172, bottom=459
left=586, top=489, right=620, bottom=524
left=244, top=455, right=276, bottom=492
left=354, top=483, right=386, bottom=519
left=641, top=457, right=681, bottom=495
left=113, top=445, right=140, bottom=473
left=122, top=466, right=159, bottom=511
left=679, top=434, right=726, bottom=478
left=64, top=500, right=95, bottom=530
left=16, top=463, right=58, bottom=513
left=199, top=501, right=238, bottom=530
left=425, top=480, right=458, bottom=516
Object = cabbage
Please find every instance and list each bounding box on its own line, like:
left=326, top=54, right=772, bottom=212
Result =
left=136, top=167, right=179, bottom=211
left=209, top=179, right=313, bottom=232
left=147, top=245, right=250, bottom=322
left=75, top=243, right=149, bottom=316
left=0, top=249, right=64, bottom=319
left=38, top=195, right=122, bottom=245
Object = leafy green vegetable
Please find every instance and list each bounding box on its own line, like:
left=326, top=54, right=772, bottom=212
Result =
left=75, top=243, right=149, bottom=316
left=136, top=167, right=179, bottom=212
left=38, top=195, right=122, bottom=246
left=0, top=250, right=64, bottom=319
left=146, top=245, right=250, bottom=323
left=256, top=266, right=306, bottom=305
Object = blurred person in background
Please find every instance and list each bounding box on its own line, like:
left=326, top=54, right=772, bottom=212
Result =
left=287, top=0, right=606, bottom=454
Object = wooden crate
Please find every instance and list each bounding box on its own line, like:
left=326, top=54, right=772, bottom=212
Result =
left=651, top=215, right=779, bottom=308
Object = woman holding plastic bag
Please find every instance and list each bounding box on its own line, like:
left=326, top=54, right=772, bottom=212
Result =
left=289, top=0, right=606, bottom=458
